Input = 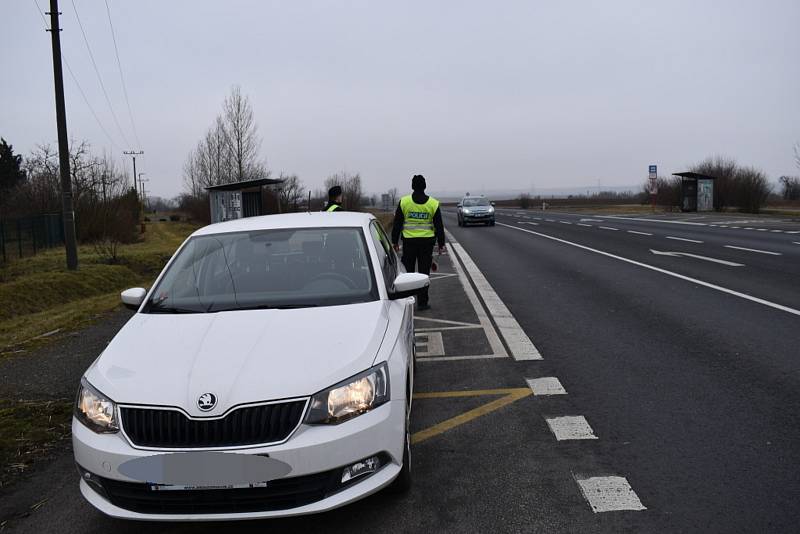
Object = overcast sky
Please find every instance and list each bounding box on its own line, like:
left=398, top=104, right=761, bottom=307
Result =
left=2, top=0, right=799, bottom=198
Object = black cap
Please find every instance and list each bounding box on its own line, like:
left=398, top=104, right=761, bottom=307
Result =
left=328, top=185, right=342, bottom=198
left=412, top=174, right=426, bottom=191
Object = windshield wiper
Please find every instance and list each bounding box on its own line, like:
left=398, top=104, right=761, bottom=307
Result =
left=218, top=303, right=319, bottom=312
left=146, top=305, right=204, bottom=314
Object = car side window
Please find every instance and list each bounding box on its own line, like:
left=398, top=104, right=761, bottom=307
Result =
left=370, top=221, right=397, bottom=289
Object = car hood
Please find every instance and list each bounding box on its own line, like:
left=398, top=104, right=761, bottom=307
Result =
left=86, top=301, right=389, bottom=417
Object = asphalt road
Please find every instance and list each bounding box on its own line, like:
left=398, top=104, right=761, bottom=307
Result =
left=2, top=208, right=798, bottom=532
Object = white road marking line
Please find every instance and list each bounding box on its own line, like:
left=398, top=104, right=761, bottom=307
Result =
left=786, top=231, right=800, bottom=234
left=522, top=221, right=539, bottom=226
left=744, top=227, right=754, bottom=230
left=598, top=226, right=619, bottom=231
left=545, top=219, right=555, bottom=222
left=731, top=226, right=740, bottom=229
left=415, top=325, right=483, bottom=332
left=445, top=233, right=509, bottom=359
left=650, top=249, right=744, bottom=267
left=709, top=224, right=718, bottom=227
left=417, top=354, right=507, bottom=362
left=546, top=416, right=598, bottom=441
left=770, top=230, right=783, bottom=233
left=559, top=221, right=572, bottom=225
left=719, top=225, right=729, bottom=228
left=496, top=222, right=800, bottom=317
left=533, top=217, right=542, bottom=220
left=793, top=242, right=800, bottom=245
left=599, top=215, right=706, bottom=226
left=627, top=230, right=652, bottom=236
left=414, top=331, right=445, bottom=357
left=757, top=228, right=768, bottom=232
left=577, top=223, right=592, bottom=227
left=415, top=316, right=481, bottom=327
left=526, top=377, right=567, bottom=396
left=449, top=240, right=543, bottom=360
left=724, top=245, right=782, bottom=256
left=581, top=218, right=603, bottom=222
left=665, top=236, right=703, bottom=243
left=575, top=476, right=647, bottom=513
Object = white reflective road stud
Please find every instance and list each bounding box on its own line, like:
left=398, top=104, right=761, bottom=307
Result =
left=546, top=416, right=597, bottom=441
left=414, top=331, right=445, bottom=357
left=526, top=377, right=567, bottom=396
left=575, top=476, right=646, bottom=513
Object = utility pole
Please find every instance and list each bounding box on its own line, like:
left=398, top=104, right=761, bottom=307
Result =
left=123, top=150, right=144, bottom=194
left=47, top=0, right=78, bottom=270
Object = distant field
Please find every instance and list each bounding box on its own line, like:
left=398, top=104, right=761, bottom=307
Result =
left=0, top=221, right=197, bottom=356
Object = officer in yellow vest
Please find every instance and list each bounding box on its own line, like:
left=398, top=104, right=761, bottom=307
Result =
left=323, top=185, right=343, bottom=212
left=391, top=174, right=445, bottom=310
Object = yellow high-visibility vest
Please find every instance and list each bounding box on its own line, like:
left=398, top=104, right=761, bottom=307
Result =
left=326, top=204, right=341, bottom=212
left=400, top=195, right=439, bottom=238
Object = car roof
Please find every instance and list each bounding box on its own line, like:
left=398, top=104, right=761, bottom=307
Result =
left=191, top=212, right=376, bottom=237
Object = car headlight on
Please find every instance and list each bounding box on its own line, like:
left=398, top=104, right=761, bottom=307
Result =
left=462, top=208, right=471, bottom=214
left=488, top=206, right=495, bottom=213
left=75, top=378, right=119, bottom=433
left=306, top=363, right=390, bottom=424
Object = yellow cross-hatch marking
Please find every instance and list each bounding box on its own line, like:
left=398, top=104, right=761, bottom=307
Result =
left=411, top=388, right=532, bottom=444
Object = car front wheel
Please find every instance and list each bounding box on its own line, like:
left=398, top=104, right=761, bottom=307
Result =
left=388, top=394, right=412, bottom=493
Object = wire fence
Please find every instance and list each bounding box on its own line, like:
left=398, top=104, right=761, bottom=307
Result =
left=0, top=214, right=64, bottom=263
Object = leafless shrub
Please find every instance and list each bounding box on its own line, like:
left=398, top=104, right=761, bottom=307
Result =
left=518, top=193, right=531, bottom=209
left=779, top=176, right=800, bottom=201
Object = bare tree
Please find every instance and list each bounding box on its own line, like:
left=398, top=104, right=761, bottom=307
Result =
left=388, top=187, right=398, bottom=206
left=325, top=171, right=363, bottom=210
left=277, top=173, right=305, bottom=212
left=223, top=85, right=264, bottom=182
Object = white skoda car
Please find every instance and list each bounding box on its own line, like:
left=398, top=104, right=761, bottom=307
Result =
left=72, top=212, right=428, bottom=521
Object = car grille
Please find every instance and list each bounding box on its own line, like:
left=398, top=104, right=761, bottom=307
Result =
left=120, top=401, right=306, bottom=448
left=97, top=469, right=337, bottom=514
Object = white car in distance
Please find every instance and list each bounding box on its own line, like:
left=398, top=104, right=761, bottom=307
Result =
left=72, top=212, right=428, bottom=521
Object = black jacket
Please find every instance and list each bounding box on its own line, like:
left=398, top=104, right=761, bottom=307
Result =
left=391, top=192, right=445, bottom=247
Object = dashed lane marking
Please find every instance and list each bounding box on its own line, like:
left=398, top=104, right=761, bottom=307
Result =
left=496, top=222, right=800, bottom=317
left=724, top=245, right=782, bottom=256
left=545, top=219, right=556, bottom=222
left=449, top=239, right=543, bottom=360
left=577, top=223, right=592, bottom=227
left=411, top=388, right=532, bottom=444
left=526, top=377, right=567, bottom=395
left=793, top=242, right=800, bottom=245
left=575, top=475, right=647, bottom=513
left=665, top=236, right=703, bottom=243
left=627, top=230, right=652, bottom=236
left=770, top=230, right=783, bottom=233
left=546, top=416, right=598, bottom=441
left=787, top=231, right=800, bottom=234
left=598, top=226, right=619, bottom=231
left=559, top=221, right=572, bottom=225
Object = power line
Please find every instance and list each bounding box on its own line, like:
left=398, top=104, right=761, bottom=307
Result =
left=69, top=0, right=132, bottom=147
left=104, top=0, right=142, bottom=149
left=31, top=0, right=121, bottom=151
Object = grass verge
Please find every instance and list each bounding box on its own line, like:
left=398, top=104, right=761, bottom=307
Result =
left=0, top=221, right=197, bottom=355
left=0, top=399, right=72, bottom=491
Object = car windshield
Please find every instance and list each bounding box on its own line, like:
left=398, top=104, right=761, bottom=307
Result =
left=462, top=198, right=490, bottom=207
left=143, top=227, right=377, bottom=313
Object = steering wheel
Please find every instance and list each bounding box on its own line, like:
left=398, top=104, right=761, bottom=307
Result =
left=304, top=272, right=358, bottom=290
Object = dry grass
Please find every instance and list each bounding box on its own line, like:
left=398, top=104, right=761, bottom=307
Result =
left=0, top=221, right=198, bottom=355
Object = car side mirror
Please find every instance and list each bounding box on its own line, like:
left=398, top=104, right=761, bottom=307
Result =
left=491, top=201, right=495, bottom=206
left=457, top=203, right=462, bottom=208
left=389, top=272, right=429, bottom=300
left=121, top=287, right=147, bottom=310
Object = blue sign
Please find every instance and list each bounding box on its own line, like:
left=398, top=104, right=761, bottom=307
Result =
left=649, top=165, right=657, bottom=174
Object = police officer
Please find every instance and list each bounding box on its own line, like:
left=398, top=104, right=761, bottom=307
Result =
left=323, top=185, right=344, bottom=212
left=391, top=174, right=445, bottom=311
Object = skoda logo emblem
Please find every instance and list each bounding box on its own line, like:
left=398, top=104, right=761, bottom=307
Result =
left=197, top=392, right=217, bottom=412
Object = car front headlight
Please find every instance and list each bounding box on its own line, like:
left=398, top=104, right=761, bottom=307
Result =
left=462, top=208, right=471, bottom=214
left=75, top=378, right=119, bottom=433
left=306, top=363, right=390, bottom=424
left=488, top=206, right=495, bottom=213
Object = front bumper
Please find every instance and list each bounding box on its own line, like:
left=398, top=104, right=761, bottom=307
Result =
left=462, top=213, right=494, bottom=223
left=72, top=399, right=405, bottom=521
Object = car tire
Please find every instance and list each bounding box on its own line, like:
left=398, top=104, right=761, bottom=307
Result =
left=388, top=393, right=412, bottom=493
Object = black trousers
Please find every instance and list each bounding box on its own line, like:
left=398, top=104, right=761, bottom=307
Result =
left=401, top=237, right=435, bottom=305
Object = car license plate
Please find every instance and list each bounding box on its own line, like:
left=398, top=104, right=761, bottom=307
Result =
left=148, top=481, right=269, bottom=491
